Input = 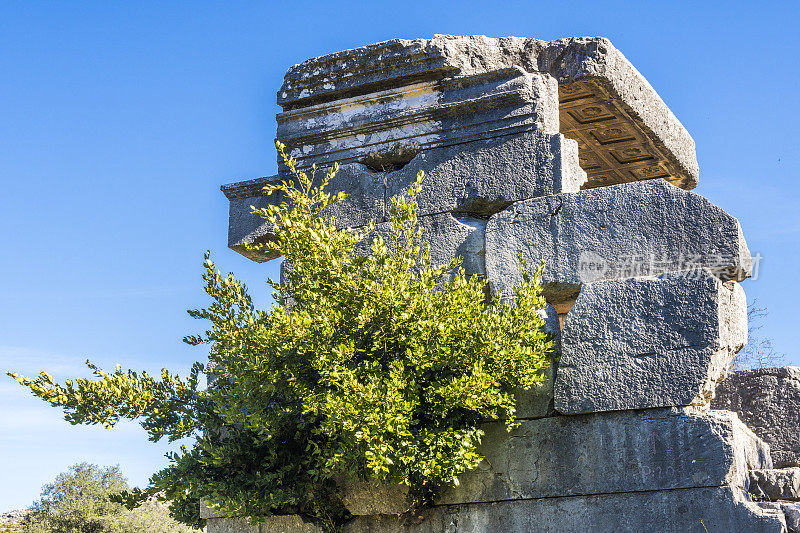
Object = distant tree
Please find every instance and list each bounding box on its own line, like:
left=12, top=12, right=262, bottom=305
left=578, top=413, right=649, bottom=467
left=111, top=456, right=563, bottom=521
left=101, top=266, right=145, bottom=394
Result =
left=22, top=463, right=201, bottom=533
left=729, top=300, right=785, bottom=371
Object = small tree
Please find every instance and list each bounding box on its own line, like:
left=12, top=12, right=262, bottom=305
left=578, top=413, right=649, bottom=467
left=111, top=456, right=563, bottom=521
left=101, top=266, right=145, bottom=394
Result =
left=22, top=463, right=200, bottom=533
left=729, top=300, right=785, bottom=370
left=9, top=144, right=554, bottom=531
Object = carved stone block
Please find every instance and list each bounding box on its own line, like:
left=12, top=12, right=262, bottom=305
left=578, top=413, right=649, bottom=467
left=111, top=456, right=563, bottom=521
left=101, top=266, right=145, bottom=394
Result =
left=278, top=35, right=699, bottom=189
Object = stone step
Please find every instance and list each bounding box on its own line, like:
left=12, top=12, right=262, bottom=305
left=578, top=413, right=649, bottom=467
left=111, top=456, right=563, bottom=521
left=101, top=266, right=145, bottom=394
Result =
left=334, top=407, right=770, bottom=514
left=206, top=515, right=320, bottom=533
left=759, top=502, right=800, bottom=533
left=204, top=407, right=774, bottom=529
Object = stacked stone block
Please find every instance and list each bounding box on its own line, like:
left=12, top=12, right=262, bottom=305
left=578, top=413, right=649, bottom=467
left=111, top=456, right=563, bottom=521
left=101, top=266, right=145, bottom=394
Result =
left=712, top=367, right=800, bottom=529
left=214, top=35, right=791, bottom=532
left=713, top=367, right=800, bottom=469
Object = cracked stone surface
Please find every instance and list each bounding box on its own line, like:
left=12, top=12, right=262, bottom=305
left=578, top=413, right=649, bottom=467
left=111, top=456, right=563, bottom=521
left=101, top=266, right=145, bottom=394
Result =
left=485, top=179, right=752, bottom=306
left=554, top=269, right=747, bottom=414
left=382, top=131, right=584, bottom=217
left=713, top=367, right=800, bottom=468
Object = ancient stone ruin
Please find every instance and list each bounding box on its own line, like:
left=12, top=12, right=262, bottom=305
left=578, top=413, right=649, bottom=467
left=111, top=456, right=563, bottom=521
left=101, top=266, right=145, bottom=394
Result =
left=215, top=35, right=798, bottom=532
left=712, top=366, right=800, bottom=530
left=714, top=367, right=800, bottom=469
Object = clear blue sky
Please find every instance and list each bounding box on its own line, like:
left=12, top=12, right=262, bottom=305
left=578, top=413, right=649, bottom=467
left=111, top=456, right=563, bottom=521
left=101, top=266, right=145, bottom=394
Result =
left=1, top=0, right=798, bottom=511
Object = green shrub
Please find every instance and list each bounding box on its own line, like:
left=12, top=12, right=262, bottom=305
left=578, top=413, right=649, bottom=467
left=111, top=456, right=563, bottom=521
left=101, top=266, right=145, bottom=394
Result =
left=9, top=144, right=553, bottom=531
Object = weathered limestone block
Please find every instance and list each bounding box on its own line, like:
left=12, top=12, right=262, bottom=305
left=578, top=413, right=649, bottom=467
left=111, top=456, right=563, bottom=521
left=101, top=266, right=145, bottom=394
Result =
left=751, top=468, right=800, bottom=501
left=224, top=131, right=584, bottom=262
left=339, top=479, right=411, bottom=516
left=206, top=516, right=322, bottom=533
left=760, top=502, right=800, bottom=533
left=343, top=487, right=785, bottom=533
left=206, top=517, right=257, bottom=533
left=713, top=367, right=800, bottom=468
left=279, top=259, right=296, bottom=308
left=202, top=501, right=323, bottom=532
left=277, top=35, right=538, bottom=108
left=279, top=35, right=698, bottom=189
left=384, top=131, right=584, bottom=217
left=224, top=176, right=281, bottom=262
left=223, top=163, right=385, bottom=262
left=436, top=407, right=769, bottom=506
left=541, top=36, right=699, bottom=189
left=207, top=517, right=259, bottom=533
left=554, top=269, right=747, bottom=414
left=504, top=305, right=560, bottom=420
left=200, top=500, right=226, bottom=519
left=784, top=503, right=800, bottom=533
left=277, top=68, right=560, bottom=172
left=508, top=359, right=555, bottom=420
left=356, top=212, right=486, bottom=280
left=486, top=179, right=752, bottom=306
